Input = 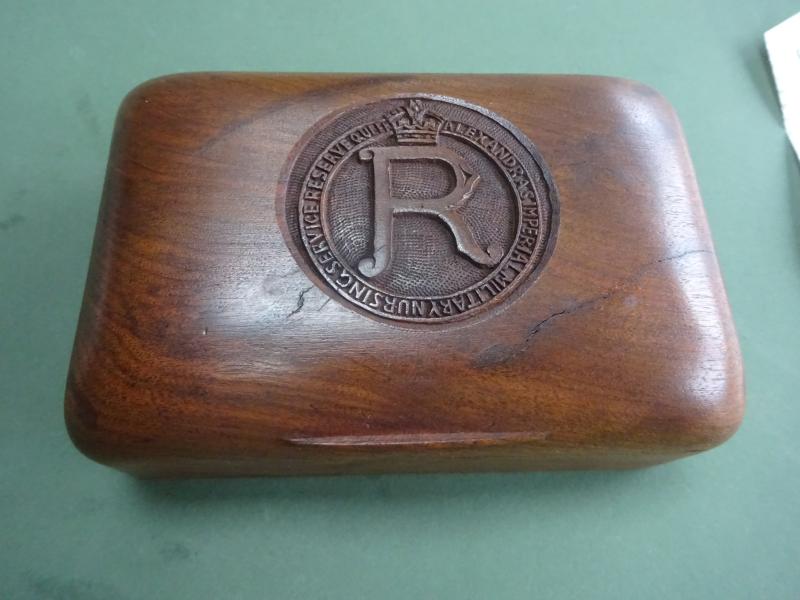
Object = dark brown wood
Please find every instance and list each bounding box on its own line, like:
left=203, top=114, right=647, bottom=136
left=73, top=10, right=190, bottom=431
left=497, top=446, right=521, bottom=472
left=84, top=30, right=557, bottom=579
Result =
left=65, top=73, right=744, bottom=477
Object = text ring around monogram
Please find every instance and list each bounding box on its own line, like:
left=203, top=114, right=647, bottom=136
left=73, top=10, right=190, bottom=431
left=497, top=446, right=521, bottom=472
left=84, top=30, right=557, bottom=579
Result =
left=280, top=95, right=558, bottom=324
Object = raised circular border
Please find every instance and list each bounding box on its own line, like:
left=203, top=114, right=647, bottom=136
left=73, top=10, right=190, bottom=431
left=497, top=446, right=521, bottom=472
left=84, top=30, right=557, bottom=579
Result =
left=277, top=94, right=560, bottom=327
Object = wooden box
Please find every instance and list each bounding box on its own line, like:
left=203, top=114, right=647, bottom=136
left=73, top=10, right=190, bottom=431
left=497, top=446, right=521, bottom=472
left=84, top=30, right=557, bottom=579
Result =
left=65, top=73, right=744, bottom=476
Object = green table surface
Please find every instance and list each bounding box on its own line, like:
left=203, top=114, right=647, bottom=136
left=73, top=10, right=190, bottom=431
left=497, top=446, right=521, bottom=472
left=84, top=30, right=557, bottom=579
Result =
left=2, top=1, right=799, bottom=598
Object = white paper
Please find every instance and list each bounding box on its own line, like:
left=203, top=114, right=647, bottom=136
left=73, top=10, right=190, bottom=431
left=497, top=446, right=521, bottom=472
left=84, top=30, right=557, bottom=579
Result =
left=765, top=12, right=800, bottom=162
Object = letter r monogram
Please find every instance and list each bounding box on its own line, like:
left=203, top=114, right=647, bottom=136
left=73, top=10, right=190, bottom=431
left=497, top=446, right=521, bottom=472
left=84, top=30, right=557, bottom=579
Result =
left=357, top=146, right=503, bottom=277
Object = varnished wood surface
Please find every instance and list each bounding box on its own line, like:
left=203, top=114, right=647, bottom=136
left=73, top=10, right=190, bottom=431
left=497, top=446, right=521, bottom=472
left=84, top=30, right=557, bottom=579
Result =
left=65, top=73, right=744, bottom=476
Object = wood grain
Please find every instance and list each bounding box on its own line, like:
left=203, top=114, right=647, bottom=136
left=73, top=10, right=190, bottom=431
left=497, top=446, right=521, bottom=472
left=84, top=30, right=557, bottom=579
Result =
left=64, top=73, right=744, bottom=476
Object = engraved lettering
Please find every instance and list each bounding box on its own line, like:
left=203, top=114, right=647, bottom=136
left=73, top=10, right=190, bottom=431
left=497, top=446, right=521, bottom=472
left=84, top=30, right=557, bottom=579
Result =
left=324, top=260, right=341, bottom=275
left=452, top=295, right=466, bottom=313
left=397, top=299, right=410, bottom=316
left=288, top=96, right=557, bottom=323
left=336, top=271, right=353, bottom=288
left=311, top=239, right=329, bottom=254
left=349, top=280, right=369, bottom=301
left=358, top=143, right=502, bottom=276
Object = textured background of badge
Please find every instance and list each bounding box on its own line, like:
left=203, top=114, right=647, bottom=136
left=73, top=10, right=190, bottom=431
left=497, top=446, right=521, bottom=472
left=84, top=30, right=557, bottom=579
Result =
left=1, top=1, right=799, bottom=599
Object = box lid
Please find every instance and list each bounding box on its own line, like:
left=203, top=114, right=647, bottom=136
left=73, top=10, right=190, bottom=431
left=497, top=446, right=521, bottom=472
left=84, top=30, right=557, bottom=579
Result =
left=65, top=73, right=743, bottom=476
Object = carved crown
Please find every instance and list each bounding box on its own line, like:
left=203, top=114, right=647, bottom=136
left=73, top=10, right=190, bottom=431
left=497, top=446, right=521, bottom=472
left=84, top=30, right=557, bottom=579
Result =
left=386, top=99, right=443, bottom=145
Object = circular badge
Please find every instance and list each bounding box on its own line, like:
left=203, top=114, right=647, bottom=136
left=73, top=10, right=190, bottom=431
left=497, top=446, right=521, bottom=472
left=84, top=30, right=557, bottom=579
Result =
left=279, top=95, right=558, bottom=324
